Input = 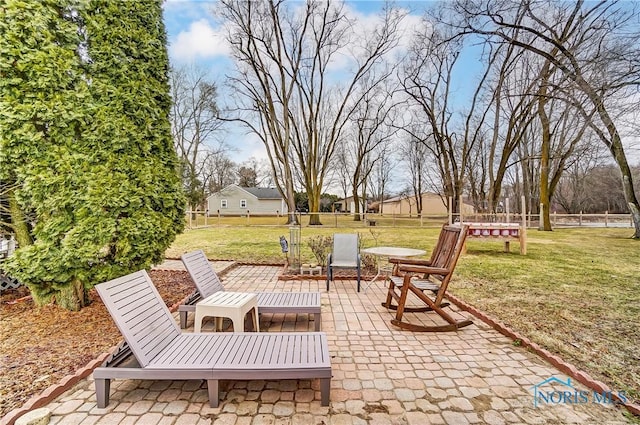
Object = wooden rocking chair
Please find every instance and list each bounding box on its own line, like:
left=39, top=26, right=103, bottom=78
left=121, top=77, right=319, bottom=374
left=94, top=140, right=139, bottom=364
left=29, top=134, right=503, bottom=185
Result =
left=382, top=224, right=473, bottom=332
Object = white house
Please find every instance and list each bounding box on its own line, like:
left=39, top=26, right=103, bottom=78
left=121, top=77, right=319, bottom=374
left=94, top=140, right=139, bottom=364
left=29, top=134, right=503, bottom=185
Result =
left=207, top=185, right=288, bottom=216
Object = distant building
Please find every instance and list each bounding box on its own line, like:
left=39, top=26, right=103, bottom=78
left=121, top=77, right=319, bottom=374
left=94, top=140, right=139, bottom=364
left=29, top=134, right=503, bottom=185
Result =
left=333, top=196, right=370, bottom=213
left=207, top=185, right=288, bottom=216
left=373, top=193, right=475, bottom=215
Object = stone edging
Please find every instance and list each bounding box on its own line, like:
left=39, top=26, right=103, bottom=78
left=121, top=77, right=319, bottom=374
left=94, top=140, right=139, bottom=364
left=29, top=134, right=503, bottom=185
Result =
left=1, top=292, right=194, bottom=425
left=277, top=264, right=379, bottom=282
left=4, top=270, right=637, bottom=424
left=1, top=262, right=241, bottom=425
left=445, top=292, right=640, bottom=417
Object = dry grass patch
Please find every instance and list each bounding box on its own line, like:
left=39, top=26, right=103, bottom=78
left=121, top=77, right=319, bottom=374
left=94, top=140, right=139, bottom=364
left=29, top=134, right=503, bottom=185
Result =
left=169, top=225, right=639, bottom=406
left=453, top=228, right=639, bottom=405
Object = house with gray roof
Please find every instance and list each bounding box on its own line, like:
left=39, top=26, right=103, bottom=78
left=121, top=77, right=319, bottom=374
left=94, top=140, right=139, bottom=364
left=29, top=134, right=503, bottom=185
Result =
left=206, top=184, right=288, bottom=216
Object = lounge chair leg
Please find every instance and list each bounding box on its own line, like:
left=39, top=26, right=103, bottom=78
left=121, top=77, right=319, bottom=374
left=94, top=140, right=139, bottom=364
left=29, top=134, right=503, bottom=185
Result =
left=207, top=379, right=220, bottom=407
left=95, top=378, right=110, bottom=408
left=179, top=311, right=188, bottom=329
left=320, top=378, right=330, bottom=406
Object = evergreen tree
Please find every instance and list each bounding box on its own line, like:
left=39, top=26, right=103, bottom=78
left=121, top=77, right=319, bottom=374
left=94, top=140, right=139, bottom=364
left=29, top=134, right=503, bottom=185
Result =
left=0, top=0, right=184, bottom=310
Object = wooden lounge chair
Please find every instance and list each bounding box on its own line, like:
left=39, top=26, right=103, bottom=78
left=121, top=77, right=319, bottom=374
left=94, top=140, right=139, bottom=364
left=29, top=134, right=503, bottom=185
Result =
left=179, top=250, right=322, bottom=331
left=93, top=270, right=331, bottom=408
left=382, top=224, right=473, bottom=332
left=326, top=233, right=361, bottom=291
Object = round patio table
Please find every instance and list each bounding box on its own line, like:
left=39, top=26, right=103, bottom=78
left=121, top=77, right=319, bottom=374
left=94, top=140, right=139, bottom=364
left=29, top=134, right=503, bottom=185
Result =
left=360, top=246, right=426, bottom=291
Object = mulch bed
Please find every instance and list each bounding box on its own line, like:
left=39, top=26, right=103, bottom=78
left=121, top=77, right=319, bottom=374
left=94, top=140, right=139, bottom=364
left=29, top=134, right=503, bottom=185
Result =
left=0, top=270, right=195, bottom=418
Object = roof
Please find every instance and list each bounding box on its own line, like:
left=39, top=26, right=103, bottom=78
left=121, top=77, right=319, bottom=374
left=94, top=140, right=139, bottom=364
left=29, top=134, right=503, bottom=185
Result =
left=240, top=186, right=283, bottom=200
left=207, top=185, right=284, bottom=201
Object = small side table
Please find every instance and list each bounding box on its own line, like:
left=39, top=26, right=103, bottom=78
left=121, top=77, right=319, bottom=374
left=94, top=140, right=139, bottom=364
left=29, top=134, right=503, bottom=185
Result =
left=194, top=292, right=259, bottom=333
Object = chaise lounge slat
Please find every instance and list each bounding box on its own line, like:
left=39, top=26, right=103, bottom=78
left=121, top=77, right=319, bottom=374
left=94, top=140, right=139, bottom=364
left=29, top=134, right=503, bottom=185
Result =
left=179, top=250, right=322, bottom=331
left=94, top=270, right=331, bottom=408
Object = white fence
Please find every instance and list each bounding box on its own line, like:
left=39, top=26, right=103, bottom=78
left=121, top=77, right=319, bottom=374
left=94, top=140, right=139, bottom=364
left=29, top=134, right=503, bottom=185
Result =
left=184, top=210, right=634, bottom=229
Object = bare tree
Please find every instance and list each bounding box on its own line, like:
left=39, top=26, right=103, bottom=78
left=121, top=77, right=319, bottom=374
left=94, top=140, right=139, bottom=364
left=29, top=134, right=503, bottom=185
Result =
left=237, top=164, right=258, bottom=187
left=344, top=76, right=398, bottom=220
left=368, top=145, right=395, bottom=210
left=239, top=157, right=273, bottom=187
left=201, top=151, right=236, bottom=196
left=398, top=12, right=494, bottom=215
left=333, top=143, right=352, bottom=209
left=219, top=0, right=405, bottom=224
left=397, top=134, right=432, bottom=215
left=170, top=65, right=225, bottom=210
left=447, top=0, right=640, bottom=236
left=554, top=147, right=609, bottom=214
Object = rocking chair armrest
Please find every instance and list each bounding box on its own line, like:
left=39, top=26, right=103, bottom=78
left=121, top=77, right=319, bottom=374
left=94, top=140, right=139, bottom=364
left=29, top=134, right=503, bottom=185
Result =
left=397, top=264, right=449, bottom=275
left=388, top=257, right=433, bottom=266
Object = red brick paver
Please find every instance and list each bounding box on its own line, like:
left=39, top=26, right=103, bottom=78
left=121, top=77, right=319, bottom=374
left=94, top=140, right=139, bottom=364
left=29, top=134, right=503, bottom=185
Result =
left=9, top=264, right=634, bottom=425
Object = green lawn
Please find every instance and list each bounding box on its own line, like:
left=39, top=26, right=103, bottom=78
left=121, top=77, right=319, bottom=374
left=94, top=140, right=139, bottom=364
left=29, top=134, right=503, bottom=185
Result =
left=166, top=225, right=639, bottom=405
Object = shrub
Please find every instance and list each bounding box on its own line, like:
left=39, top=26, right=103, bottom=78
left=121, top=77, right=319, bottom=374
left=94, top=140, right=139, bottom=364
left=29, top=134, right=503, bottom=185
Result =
left=307, top=235, right=333, bottom=266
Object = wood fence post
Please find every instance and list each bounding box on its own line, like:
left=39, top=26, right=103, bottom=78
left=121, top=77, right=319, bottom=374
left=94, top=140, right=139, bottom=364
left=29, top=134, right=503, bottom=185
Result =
left=539, top=203, right=544, bottom=230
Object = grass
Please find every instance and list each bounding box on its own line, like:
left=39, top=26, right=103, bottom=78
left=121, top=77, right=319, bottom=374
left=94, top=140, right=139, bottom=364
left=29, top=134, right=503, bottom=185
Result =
left=166, top=224, right=640, bottom=406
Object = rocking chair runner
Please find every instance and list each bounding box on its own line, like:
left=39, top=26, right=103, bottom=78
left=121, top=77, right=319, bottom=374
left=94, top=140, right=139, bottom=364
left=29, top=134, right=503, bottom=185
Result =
left=382, top=224, right=474, bottom=332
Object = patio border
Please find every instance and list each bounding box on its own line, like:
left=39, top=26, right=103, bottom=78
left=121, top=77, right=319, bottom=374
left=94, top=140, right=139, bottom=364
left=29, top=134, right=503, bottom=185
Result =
left=3, top=269, right=638, bottom=424
left=446, top=292, right=640, bottom=417
left=1, top=262, right=240, bottom=425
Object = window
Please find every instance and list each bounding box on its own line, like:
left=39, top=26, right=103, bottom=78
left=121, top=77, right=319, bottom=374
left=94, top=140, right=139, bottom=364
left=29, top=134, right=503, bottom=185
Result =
left=240, top=199, right=247, bottom=208
left=221, top=200, right=228, bottom=208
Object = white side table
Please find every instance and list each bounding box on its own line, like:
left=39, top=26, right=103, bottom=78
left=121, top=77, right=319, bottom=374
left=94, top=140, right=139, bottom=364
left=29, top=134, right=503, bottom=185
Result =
left=194, top=292, right=259, bottom=333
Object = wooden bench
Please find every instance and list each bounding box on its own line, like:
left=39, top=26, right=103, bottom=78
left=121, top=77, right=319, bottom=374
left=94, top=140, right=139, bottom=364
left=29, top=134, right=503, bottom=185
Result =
left=461, top=222, right=526, bottom=255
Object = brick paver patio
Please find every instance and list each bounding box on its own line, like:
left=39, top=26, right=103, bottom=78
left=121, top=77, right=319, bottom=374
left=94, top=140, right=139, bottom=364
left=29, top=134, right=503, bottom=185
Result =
left=40, top=263, right=631, bottom=424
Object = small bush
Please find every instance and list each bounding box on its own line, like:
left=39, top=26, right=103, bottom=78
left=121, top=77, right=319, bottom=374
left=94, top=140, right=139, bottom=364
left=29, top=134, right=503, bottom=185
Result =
left=307, top=235, right=333, bottom=266
left=361, top=253, right=377, bottom=272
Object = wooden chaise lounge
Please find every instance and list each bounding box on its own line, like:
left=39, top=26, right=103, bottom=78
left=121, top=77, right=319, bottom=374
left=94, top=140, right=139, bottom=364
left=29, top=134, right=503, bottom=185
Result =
left=179, top=250, right=322, bottom=331
left=93, top=270, right=331, bottom=408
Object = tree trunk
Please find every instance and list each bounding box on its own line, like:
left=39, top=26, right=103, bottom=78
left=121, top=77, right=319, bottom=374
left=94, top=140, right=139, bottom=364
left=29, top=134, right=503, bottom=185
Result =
left=352, top=186, right=361, bottom=222
left=538, top=63, right=552, bottom=231
left=284, top=168, right=298, bottom=225
left=55, top=277, right=89, bottom=311
left=584, top=80, right=640, bottom=238
left=7, top=187, right=33, bottom=247
left=610, top=135, right=640, bottom=238
left=308, top=187, right=323, bottom=225
left=28, top=277, right=88, bottom=311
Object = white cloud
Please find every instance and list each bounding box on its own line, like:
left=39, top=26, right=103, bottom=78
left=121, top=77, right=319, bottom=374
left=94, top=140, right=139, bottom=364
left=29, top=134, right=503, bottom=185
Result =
left=169, top=19, right=231, bottom=62
left=324, top=4, right=422, bottom=74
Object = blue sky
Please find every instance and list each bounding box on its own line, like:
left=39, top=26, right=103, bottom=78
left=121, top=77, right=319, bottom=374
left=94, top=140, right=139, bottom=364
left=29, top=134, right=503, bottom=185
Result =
left=162, top=1, right=640, bottom=169
left=161, top=1, right=437, bottom=163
